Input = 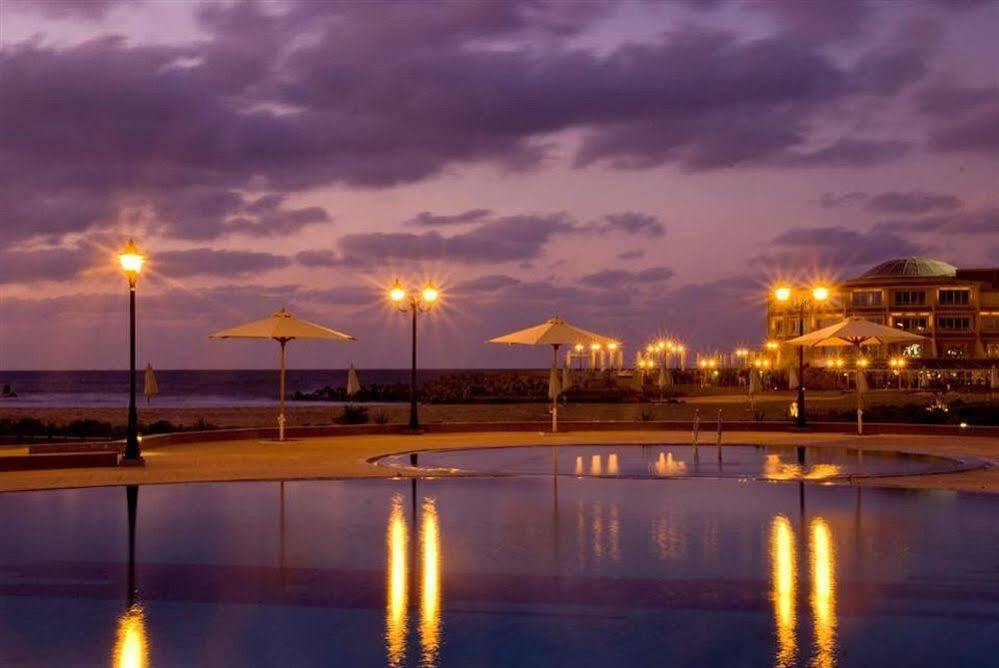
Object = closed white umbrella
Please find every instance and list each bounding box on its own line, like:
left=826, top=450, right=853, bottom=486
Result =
left=210, top=309, right=355, bottom=440
left=548, top=365, right=562, bottom=400
left=143, top=363, right=158, bottom=404
left=346, top=364, right=361, bottom=398
left=489, top=316, right=619, bottom=432
left=855, top=367, right=869, bottom=435
left=562, top=365, right=573, bottom=393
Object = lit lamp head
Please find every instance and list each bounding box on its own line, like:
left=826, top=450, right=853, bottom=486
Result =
left=389, top=280, right=407, bottom=304
left=421, top=284, right=440, bottom=305
left=774, top=286, right=792, bottom=302
left=575, top=343, right=584, bottom=353
left=590, top=343, right=602, bottom=352
left=646, top=344, right=654, bottom=353
left=766, top=340, right=779, bottom=351
left=811, top=285, right=830, bottom=301
left=608, top=342, right=618, bottom=351
left=858, top=358, right=870, bottom=368
left=118, top=239, right=144, bottom=285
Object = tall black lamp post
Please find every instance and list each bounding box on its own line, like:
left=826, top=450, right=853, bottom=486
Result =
left=388, top=279, right=441, bottom=431
left=773, top=284, right=830, bottom=428
left=119, top=239, right=145, bottom=463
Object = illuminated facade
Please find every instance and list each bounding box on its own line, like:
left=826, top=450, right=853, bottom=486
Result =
left=768, top=257, right=999, bottom=361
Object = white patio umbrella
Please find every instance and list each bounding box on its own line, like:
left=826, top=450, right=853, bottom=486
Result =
left=489, top=317, right=618, bottom=432
left=143, top=363, right=159, bottom=404
left=210, top=309, right=355, bottom=440
left=787, top=316, right=925, bottom=434
left=346, top=364, right=361, bottom=398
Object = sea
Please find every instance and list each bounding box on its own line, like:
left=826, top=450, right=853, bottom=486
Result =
left=0, top=369, right=478, bottom=408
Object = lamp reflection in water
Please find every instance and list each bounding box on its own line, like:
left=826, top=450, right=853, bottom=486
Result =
left=574, top=456, right=583, bottom=475
left=113, top=604, right=149, bottom=668
left=420, top=498, right=442, bottom=667
left=607, top=453, right=619, bottom=476
left=810, top=518, right=837, bottom=668
left=654, top=451, right=687, bottom=476
left=385, top=494, right=409, bottom=667
left=770, top=515, right=797, bottom=668
left=115, top=485, right=148, bottom=668
left=590, top=454, right=602, bottom=476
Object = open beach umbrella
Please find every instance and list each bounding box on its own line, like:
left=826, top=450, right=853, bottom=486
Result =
left=489, top=317, right=618, bottom=432
left=143, top=363, right=159, bottom=404
left=785, top=316, right=926, bottom=349
left=787, top=316, right=924, bottom=435
left=210, top=309, right=355, bottom=440
left=346, top=365, right=361, bottom=398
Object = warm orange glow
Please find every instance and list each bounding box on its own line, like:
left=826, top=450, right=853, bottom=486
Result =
left=420, top=498, right=442, bottom=666
left=857, top=358, right=870, bottom=368
left=118, top=239, right=144, bottom=279
left=811, top=285, right=830, bottom=301
left=607, top=342, right=618, bottom=351
left=574, top=455, right=583, bottom=475
left=389, top=281, right=407, bottom=303
left=421, top=285, right=440, bottom=304
left=774, top=286, right=792, bottom=302
left=766, top=340, right=780, bottom=350
left=386, top=495, right=409, bottom=667
left=770, top=515, right=797, bottom=668
left=607, top=453, right=619, bottom=475
left=590, top=343, right=601, bottom=351
left=575, top=343, right=585, bottom=352
left=653, top=451, right=687, bottom=476
left=113, top=603, right=148, bottom=668
left=590, top=454, right=602, bottom=476
left=810, top=518, right=837, bottom=668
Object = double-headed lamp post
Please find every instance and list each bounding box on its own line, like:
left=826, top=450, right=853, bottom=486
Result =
left=773, top=284, right=830, bottom=428
left=389, top=280, right=441, bottom=431
left=119, top=240, right=145, bottom=463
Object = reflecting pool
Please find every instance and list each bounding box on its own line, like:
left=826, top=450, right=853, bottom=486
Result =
left=380, top=444, right=973, bottom=480
left=0, top=475, right=995, bottom=666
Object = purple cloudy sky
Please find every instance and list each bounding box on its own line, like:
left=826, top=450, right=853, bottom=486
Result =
left=1, top=0, right=998, bottom=370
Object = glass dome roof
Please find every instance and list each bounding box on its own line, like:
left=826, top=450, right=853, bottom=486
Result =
left=860, top=257, right=957, bottom=278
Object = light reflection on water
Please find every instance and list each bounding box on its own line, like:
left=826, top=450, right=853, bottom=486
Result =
left=420, top=499, right=442, bottom=667
left=385, top=495, right=408, bottom=667
left=0, top=476, right=992, bottom=666
left=112, top=603, right=148, bottom=668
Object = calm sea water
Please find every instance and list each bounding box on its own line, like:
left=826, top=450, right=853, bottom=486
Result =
left=0, top=369, right=480, bottom=408
left=0, top=469, right=995, bottom=666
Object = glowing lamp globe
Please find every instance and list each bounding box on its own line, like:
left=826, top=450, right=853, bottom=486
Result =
left=118, top=239, right=144, bottom=277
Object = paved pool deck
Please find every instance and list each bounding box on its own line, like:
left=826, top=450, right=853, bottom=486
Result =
left=0, top=429, right=996, bottom=494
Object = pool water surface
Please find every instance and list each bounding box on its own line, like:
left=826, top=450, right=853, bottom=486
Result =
left=0, top=472, right=995, bottom=666
left=379, top=443, right=972, bottom=481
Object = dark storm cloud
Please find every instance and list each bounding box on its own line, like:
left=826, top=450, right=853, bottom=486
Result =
left=820, top=192, right=869, bottom=208
left=0, top=0, right=944, bottom=247
left=154, top=248, right=291, bottom=278
left=0, top=244, right=95, bottom=284
left=405, top=209, right=493, bottom=227
left=579, top=267, right=674, bottom=288
left=917, top=82, right=999, bottom=155
left=452, top=274, right=523, bottom=292
left=8, top=0, right=136, bottom=20
left=874, top=208, right=999, bottom=235
left=752, top=226, right=928, bottom=271
left=866, top=190, right=961, bottom=214
left=335, top=214, right=577, bottom=265
left=594, top=212, right=666, bottom=237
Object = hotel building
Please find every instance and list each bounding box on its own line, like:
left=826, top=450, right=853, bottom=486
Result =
left=767, top=257, right=999, bottom=363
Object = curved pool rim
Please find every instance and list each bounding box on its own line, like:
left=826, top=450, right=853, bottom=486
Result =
left=371, top=442, right=991, bottom=483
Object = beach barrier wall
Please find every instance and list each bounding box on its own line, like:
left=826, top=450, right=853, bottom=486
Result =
left=135, top=420, right=999, bottom=448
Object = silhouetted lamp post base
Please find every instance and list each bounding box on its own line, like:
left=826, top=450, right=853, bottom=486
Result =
left=120, top=456, right=146, bottom=467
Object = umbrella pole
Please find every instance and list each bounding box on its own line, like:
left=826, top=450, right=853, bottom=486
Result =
left=279, top=339, right=287, bottom=441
